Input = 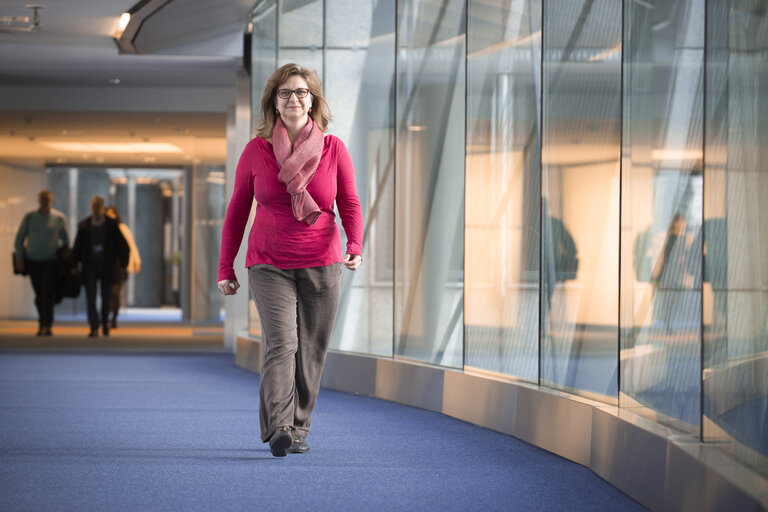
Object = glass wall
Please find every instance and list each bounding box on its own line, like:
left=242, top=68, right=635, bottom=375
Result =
left=249, top=0, right=768, bottom=474
left=326, top=0, right=395, bottom=356
left=248, top=0, right=395, bottom=356
left=542, top=0, right=621, bottom=398
left=465, top=0, right=541, bottom=379
left=45, top=167, right=202, bottom=319
left=703, top=1, right=768, bottom=466
left=395, top=0, right=465, bottom=368
left=621, top=0, right=704, bottom=431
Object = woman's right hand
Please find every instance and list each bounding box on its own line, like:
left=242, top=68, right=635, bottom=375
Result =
left=217, top=280, right=240, bottom=296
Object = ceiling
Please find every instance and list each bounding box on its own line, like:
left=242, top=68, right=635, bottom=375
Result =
left=0, top=0, right=253, bottom=165
left=0, top=111, right=227, bottom=166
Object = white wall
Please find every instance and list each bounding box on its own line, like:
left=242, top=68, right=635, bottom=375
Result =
left=0, top=161, right=47, bottom=319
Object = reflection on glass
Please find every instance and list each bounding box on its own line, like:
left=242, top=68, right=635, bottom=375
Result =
left=279, top=1, right=323, bottom=77
left=541, top=0, right=621, bottom=398
left=703, top=1, right=768, bottom=474
left=395, top=0, right=465, bottom=368
left=620, top=0, right=703, bottom=431
left=248, top=2, right=278, bottom=338
left=279, top=0, right=322, bottom=49
left=465, top=0, right=541, bottom=379
left=192, top=165, right=227, bottom=322
left=326, top=0, right=395, bottom=356
left=251, top=1, right=277, bottom=136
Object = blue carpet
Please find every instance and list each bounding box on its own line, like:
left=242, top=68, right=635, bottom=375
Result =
left=0, top=351, right=646, bottom=511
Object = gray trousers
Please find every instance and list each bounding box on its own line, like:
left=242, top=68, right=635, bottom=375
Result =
left=248, top=263, right=343, bottom=443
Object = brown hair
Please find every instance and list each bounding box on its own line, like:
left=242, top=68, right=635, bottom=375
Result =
left=256, top=63, right=331, bottom=138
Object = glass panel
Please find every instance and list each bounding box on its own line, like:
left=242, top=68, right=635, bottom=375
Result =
left=251, top=0, right=278, bottom=136
left=621, top=0, right=704, bottom=431
left=248, top=1, right=278, bottom=338
left=278, top=1, right=324, bottom=79
left=326, top=0, right=374, bottom=47
left=541, top=0, right=621, bottom=399
left=326, top=0, right=396, bottom=356
left=277, top=50, right=323, bottom=76
left=191, top=165, right=226, bottom=322
left=703, top=1, right=768, bottom=474
left=465, top=0, right=541, bottom=379
left=279, top=0, right=323, bottom=49
left=395, top=0, right=465, bottom=368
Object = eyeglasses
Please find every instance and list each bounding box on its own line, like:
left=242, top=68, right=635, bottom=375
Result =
left=277, top=88, right=310, bottom=99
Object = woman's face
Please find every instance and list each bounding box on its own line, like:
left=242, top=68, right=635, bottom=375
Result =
left=275, top=75, right=312, bottom=122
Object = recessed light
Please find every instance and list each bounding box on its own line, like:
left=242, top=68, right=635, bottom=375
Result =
left=36, top=141, right=184, bottom=153
left=109, top=78, right=121, bottom=85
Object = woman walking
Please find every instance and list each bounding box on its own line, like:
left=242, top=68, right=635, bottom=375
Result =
left=105, top=205, right=141, bottom=329
left=217, top=63, right=363, bottom=457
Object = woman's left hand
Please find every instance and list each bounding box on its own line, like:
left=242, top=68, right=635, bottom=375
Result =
left=342, top=253, right=362, bottom=271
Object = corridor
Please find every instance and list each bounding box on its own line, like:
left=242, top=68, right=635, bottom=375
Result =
left=0, top=350, right=645, bottom=511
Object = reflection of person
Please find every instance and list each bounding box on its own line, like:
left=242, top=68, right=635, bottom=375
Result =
left=13, top=190, right=69, bottom=336
left=542, top=198, right=578, bottom=310
left=217, top=63, right=363, bottom=457
left=650, top=213, right=696, bottom=332
left=651, top=213, right=692, bottom=288
left=73, top=196, right=129, bottom=338
left=105, top=206, right=141, bottom=329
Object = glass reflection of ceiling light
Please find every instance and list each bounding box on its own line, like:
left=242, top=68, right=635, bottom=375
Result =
left=468, top=31, right=541, bottom=59
left=408, top=126, right=427, bottom=132
left=588, top=43, right=621, bottom=62
left=37, top=142, right=183, bottom=153
left=651, top=149, right=703, bottom=161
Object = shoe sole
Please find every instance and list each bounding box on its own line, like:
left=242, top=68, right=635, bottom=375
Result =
left=269, top=430, right=293, bottom=457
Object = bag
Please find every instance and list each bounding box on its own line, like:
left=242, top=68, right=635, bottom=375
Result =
left=12, top=251, right=27, bottom=276
left=55, top=246, right=81, bottom=302
left=12, top=213, right=32, bottom=276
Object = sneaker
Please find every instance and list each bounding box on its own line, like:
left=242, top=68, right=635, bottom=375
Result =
left=268, top=426, right=293, bottom=457
left=43, top=326, right=52, bottom=336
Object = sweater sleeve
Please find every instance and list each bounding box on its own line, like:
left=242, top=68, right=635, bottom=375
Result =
left=14, top=213, right=30, bottom=259
left=335, top=139, right=363, bottom=256
left=217, top=140, right=257, bottom=282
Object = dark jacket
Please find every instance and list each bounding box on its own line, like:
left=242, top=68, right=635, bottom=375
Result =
left=73, top=216, right=129, bottom=281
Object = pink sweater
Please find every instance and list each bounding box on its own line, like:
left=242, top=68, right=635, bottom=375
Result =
left=217, top=135, right=363, bottom=281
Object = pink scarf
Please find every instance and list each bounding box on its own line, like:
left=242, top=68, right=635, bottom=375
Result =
left=273, top=116, right=324, bottom=225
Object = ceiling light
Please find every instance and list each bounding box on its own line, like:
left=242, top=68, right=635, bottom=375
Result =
left=37, top=141, right=184, bottom=153
left=109, top=78, right=121, bottom=85
left=118, top=12, right=130, bottom=31
left=651, top=149, right=703, bottom=162
left=114, top=12, right=130, bottom=38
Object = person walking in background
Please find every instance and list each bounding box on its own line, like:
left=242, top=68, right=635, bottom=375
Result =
left=217, top=63, right=363, bottom=457
left=105, top=205, right=141, bottom=329
left=73, top=196, right=129, bottom=338
left=13, top=190, right=69, bottom=336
